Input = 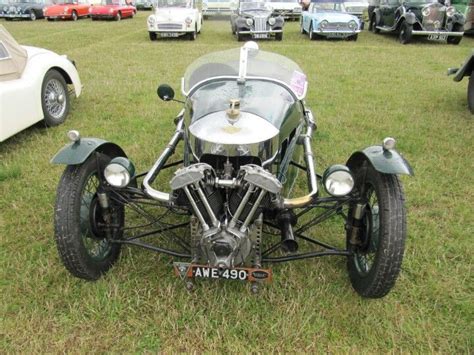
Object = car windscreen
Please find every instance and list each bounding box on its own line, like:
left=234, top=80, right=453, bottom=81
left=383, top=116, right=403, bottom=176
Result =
left=183, top=47, right=307, bottom=99
left=155, top=0, right=191, bottom=7
left=189, top=79, right=295, bottom=128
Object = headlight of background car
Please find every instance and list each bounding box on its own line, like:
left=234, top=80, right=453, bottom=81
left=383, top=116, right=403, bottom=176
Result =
left=109, top=8, right=114, bottom=13
left=320, top=20, right=328, bottom=29
left=246, top=17, right=253, bottom=26
left=185, top=16, right=192, bottom=24
left=322, top=165, right=354, bottom=197
left=104, top=157, right=135, bottom=188
left=268, top=17, right=276, bottom=25
left=422, top=7, right=430, bottom=16
left=3, top=5, right=8, bottom=11
left=16, top=6, right=21, bottom=12
left=348, top=20, right=357, bottom=30
left=446, top=6, right=455, bottom=17
left=147, top=15, right=155, bottom=25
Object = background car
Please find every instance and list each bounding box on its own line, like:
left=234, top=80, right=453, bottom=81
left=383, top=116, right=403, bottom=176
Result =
left=300, top=0, right=361, bottom=40
left=0, top=0, right=51, bottom=20
left=448, top=52, right=474, bottom=113
left=230, top=0, right=284, bottom=40
left=90, top=0, right=136, bottom=20
left=202, top=0, right=235, bottom=18
left=342, top=0, right=367, bottom=25
left=451, top=0, right=474, bottom=34
left=267, top=0, right=302, bottom=20
left=147, top=0, right=202, bottom=40
left=134, top=0, right=152, bottom=10
left=0, top=25, right=81, bottom=142
left=43, top=0, right=90, bottom=20
left=370, top=0, right=465, bottom=44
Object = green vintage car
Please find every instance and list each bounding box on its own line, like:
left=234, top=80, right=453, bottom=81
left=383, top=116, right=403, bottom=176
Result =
left=370, top=0, right=465, bottom=44
left=449, top=52, right=474, bottom=114
left=451, top=0, right=474, bottom=34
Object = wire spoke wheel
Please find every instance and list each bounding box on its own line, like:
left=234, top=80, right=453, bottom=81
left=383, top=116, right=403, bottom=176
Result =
left=347, top=163, right=406, bottom=298
left=44, top=78, right=67, bottom=119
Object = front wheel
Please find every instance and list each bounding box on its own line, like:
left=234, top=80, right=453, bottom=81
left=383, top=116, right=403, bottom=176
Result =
left=275, top=32, right=282, bottom=41
left=447, top=24, right=463, bottom=45
left=346, top=163, right=407, bottom=298
left=309, top=24, right=315, bottom=40
left=188, top=28, right=197, bottom=40
left=71, top=10, right=78, bottom=21
left=399, top=21, right=412, bottom=44
left=237, top=32, right=244, bottom=41
left=29, top=11, right=36, bottom=21
left=41, top=69, right=70, bottom=127
left=54, top=154, right=124, bottom=280
left=149, top=31, right=157, bottom=41
left=370, top=15, right=379, bottom=33
left=468, top=74, right=474, bottom=114
left=115, top=12, right=121, bottom=21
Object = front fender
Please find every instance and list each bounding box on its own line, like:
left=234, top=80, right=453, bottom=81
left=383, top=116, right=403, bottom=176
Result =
left=373, top=8, right=382, bottom=24
left=346, top=145, right=414, bottom=176
left=403, top=12, right=417, bottom=25
left=51, top=138, right=127, bottom=165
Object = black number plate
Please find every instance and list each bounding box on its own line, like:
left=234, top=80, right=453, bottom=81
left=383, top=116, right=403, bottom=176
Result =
left=173, top=262, right=272, bottom=282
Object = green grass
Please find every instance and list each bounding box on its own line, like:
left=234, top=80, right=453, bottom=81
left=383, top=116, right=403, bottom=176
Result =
left=1, top=14, right=473, bottom=352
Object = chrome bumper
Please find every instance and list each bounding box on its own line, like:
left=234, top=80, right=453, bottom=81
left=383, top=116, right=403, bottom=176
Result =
left=238, top=29, right=283, bottom=34
left=0, top=13, right=30, bottom=18
left=412, top=30, right=463, bottom=36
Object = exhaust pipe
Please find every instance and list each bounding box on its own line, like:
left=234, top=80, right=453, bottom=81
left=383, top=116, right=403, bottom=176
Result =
left=278, top=212, right=298, bottom=253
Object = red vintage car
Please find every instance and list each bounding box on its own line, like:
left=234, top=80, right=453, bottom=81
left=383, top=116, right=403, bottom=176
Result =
left=90, top=0, right=136, bottom=20
left=43, top=0, right=90, bottom=21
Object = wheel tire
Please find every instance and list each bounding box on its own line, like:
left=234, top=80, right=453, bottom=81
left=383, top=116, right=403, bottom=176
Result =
left=399, top=21, right=412, bottom=44
left=115, top=12, right=121, bottom=21
left=346, top=163, right=407, bottom=298
left=309, top=24, right=315, bottom=40
left=41, top=69, right=70, bottom=127
left=149, top=31, right=157, bottom=40
left=371, top=15, right=379, bottom=33
left=54, top=154, right=124, bottom=281
left=349, top=34, right=358, bottom=41
left=30, top=11, right=36, bottom=21
left=275, top=32, right=282, bottom=41
left=71, top=10, right=78, bottom=21
left=300, top=20, right=305, bottom=34
left=189, top=27, right=197, bottom=40
left=447, top=24, right=463, bottom=45
left=237, top=32, right=244, bottom=41
left=468, top=74, right=474, bottom=114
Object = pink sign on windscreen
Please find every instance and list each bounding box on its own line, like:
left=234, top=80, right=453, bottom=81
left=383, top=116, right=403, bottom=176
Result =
left=290, top=70, right=307, bottom=97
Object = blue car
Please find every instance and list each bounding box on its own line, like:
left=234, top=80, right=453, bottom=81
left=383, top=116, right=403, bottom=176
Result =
left=300, top=0, right=361, bottom=40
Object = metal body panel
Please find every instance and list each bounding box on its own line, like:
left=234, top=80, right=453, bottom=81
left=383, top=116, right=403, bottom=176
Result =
left=347, top=146, right=414, bottom=176
left=51, top=138, right=127, bottom=165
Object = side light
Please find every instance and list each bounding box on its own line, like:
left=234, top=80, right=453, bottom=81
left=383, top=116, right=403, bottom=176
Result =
left=67, top=130, right=80, bottom=142
left=322, top=165, right=354, bottom=197
left=104, top=157, right=135, bottom=188
left=185, top=16, right=192, bottom=24
left=246, top=17, right=253, bottom=26
left=268, top=17, right=276, bottom=25
left=422, top=6, right=430, bottom=16
left=382, top=137, right=396, bottom=150
left=446, top=6, right=455, bottom=17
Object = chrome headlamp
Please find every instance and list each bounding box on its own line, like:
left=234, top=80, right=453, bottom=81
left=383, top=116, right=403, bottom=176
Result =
left=104, top=157, right=135, bottom=188
left=320, top=20, right=328, bottom=29
left=268, top=17, right=276, bottom=25
left=446, top=6, right=455, bottom=17
left=348, top=20, right=357, bottom=30
left=422, top=6, right=430, bottom=16
left=246, top=17, right=253, bottom=26
left=185, top=16, right=192, bottom=24
left=3, top=6, right=7, bottom=12
left=16, top=6, right=21, bottom=12
left=322, top=165, right=354, bottom=197
left=147, top=15, right=155, bottom=25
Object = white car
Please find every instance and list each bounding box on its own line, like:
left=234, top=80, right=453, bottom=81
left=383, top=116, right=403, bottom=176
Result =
left=0, top=25, right=81, bottom=143
left=202, top=0, right=235, bottom=18
left=147, top=0, right=203, bottom=40
left=268, top=0, right=302, bottom=20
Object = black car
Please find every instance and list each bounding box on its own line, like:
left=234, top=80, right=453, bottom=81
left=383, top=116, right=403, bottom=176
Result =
left=0, top=0, right=50, bottom=20
left=230, top=0, right=284, bottom=41
left=370, top=0, right=465, bottom=44
left=134, top=0, right=152, bottom=10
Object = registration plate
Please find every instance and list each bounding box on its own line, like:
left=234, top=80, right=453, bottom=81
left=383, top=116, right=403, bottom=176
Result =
left=173, top=262, right=272, bottom=282
left=254, top=34, right=268, bottom=39
left=160, top=32, right=179, bottom=37
left=428, top=33, right=447, bottom=41
left=327, top=33, right=348, bottom=38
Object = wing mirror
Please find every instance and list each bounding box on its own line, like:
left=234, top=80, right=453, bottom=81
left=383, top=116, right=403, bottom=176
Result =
left=157, top=84, right=185, bottom=103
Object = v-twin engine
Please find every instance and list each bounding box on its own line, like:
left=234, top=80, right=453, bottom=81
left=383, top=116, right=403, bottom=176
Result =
left=170, top=163, right=282, bottom=268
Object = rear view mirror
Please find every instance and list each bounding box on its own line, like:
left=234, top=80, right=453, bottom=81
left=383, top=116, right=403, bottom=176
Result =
left=157, top=84, right=175, bottom=101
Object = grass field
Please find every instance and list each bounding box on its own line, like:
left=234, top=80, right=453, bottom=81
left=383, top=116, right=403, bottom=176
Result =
left=1, top=13, right=473, bottom=352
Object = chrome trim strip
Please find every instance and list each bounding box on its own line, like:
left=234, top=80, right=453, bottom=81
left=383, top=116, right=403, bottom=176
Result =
left=238, top=29, right=283, bottom=34
left=412, top=30, right=463, bottom=36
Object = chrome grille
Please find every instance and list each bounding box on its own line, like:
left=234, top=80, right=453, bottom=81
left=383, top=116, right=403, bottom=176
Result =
left=157, top=23, right=183, bottom=30
left=325, top=22, right=350, bottom=31
left=422, top=4, right=445, bottom=30
left=254, top=16, right=266, bottom=32
left=8, top=6, right=16, bottom=14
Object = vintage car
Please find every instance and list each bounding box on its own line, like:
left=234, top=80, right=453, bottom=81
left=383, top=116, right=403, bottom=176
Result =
left=343, top=0, right=367, bottom=23
left=370, top=0, right=465, bottom=44
left=43, top=0, right=90, bottom=20
left=89, top=0, right=136, bottom=20
left=135, top=0, right=152, bottom=9
left=267, top=0, right=302, bottom=20
left=0, top=0, right=51, bottom=20
left=448, top=52, right=474, bottom=113
left=0, top=25, right=81, bottom=142
left=147, top=0, right=202, bottom=41
left=451, top=0, right=474, bottom=34
left=51, top=42, right=413, bottom=298
left=202, top=0, right=235, bottom=18
left=301, top=0, right=362, bottom=40
left=230, top=0, right=284, bottom=40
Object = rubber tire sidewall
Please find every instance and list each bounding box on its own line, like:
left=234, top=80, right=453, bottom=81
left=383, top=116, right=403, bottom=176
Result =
left=41, top=69, right=70, bottom=127
left=468, top=74, right=474, bottom=114
left=399, top=21, right=413, bottom=44
left=54, top=154, right=122, bottom=281
left=72, top=10, right=77, bottom=21
left=347, top=164, right=407, bottom=298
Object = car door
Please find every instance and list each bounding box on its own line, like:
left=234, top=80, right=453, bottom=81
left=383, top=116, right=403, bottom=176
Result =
left=380, top=0, right=397, bottom=27
left=77, top=0, right=89, bottom=16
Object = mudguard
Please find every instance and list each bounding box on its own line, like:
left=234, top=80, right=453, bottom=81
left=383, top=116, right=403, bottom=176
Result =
left=452, top=52, right=474, bottom=82
left=373, top=8, right=382, bottom=24
left=346, top=145, right=414, bottom=176
left=51, top=137, right=127, bottom=165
